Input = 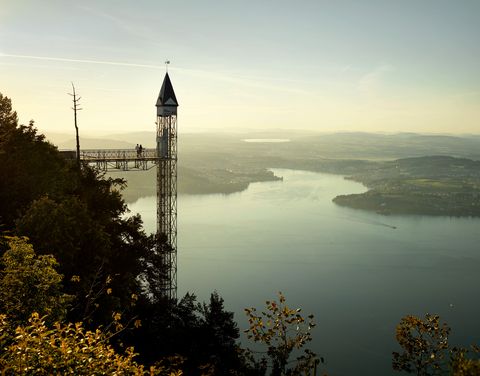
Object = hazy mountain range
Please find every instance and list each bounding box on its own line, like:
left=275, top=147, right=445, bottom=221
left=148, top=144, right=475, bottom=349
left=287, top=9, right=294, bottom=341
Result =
left=45, top=130, right=480, bottom=161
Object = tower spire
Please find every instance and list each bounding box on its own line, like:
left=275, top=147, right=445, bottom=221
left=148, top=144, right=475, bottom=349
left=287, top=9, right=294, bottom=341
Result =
left=156, top=72, right=178, bottom=114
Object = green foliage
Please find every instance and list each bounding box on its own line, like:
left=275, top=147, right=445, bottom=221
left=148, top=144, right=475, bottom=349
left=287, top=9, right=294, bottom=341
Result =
left=0, top=92, right=163, bottom=328
left=450, top=346, right=480, bottom=376
left=0, top=237, right=181, bottom=375
left=0, top=312, right=178, bottom=375
left=393, top=314, right=450, bottom=375
left=0, top=93, right=18, bottom=128
left=132, top=292, right=245, bottom=375
left=0, top=237, right=72, bottom=326
left=199, top=291, right=241, bottom=373
left=244, top=292, right=319, bottom=376
left=392, top=314, right=480, bottom=376
left=16, top=196, right=110, bottom=278
left=0, top=95, right=70, bottom=228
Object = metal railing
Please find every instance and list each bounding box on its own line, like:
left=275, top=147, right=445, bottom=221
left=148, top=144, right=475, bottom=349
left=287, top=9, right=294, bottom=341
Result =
left=80, top=148, right=158, bottom=161
left=71, top=148, right=160, bottom=171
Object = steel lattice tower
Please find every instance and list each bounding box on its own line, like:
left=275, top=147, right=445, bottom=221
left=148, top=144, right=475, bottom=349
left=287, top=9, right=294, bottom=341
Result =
left=155, top=72, right=178, bottom=301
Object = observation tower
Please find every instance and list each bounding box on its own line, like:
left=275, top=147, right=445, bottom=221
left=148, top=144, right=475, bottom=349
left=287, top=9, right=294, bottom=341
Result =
left=74, top=72, right=179, bottom=301
left=155, top=72, right=179, bottom=301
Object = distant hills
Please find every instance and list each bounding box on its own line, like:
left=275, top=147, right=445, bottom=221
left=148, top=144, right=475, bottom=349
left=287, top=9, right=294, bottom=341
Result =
left=42, top=130, right=480, bottom=214
left=290, top=132, right=480, bottom=160
left=44, top=130, right=480, bottom=161
left=44, top=131, right=155, bottom=149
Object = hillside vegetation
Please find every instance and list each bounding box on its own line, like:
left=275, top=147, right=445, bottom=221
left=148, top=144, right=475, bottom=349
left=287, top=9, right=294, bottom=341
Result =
left=333, top=156, right=480, bottom=216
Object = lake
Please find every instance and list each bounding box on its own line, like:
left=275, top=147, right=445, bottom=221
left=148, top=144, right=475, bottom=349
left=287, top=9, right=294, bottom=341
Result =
left=128, top=169, right=480, bottom=375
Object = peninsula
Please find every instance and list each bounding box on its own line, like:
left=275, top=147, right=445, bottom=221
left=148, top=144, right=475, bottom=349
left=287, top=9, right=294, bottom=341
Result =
left=333, top=156, right=480, bottom=217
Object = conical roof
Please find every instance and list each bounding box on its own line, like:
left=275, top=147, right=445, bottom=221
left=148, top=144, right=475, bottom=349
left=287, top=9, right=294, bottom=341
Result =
left=156, top=73, right=178, bottom=107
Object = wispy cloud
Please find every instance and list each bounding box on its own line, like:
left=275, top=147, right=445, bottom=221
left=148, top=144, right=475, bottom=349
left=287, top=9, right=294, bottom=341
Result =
left=358, top=64, right=395, bottom=96
left=0, top=53, right=310, bottom=95
left=0, top=53, right=165, bottom=70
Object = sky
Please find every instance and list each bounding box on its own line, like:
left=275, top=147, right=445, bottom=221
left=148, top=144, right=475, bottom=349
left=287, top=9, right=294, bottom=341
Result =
left=0, top=0, right=479, bottom=136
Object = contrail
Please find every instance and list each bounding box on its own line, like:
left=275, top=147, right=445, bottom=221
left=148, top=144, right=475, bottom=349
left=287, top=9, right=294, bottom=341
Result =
left=0, top=53, right=164, bottom=70
left=0, top=53, right=311, bottom=94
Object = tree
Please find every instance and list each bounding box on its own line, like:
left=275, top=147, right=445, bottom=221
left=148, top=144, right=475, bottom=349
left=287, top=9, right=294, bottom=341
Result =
left=0, top=237, right=72, bottom=326
left=199, top=291, right=241, bottom=373
left=0, top=312, right=182, bottom=376
left=0, top=94, right=70, bottom=228
left=0, top=93, right=17, bottom=128
left=393, top=313, right=480, bottom=376
left=450, top=346, right=480, bottom=376
left=244, top=292, right=320, bottom=376
left=133, top=292, right=244, bottom=375
left=15, top=196, right=110, bottom=280
left=392, top=314, right=450, bottom=375
left=14, top=193, right=143, bottom=326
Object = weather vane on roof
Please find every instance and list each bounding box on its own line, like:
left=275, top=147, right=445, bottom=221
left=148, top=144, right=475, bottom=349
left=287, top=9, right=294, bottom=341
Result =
left=165, top=60, right=170, bottom=72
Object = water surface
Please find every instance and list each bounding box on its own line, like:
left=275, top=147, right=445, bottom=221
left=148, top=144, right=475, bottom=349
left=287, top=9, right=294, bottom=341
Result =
left=129, top=169, right=480, bottom=375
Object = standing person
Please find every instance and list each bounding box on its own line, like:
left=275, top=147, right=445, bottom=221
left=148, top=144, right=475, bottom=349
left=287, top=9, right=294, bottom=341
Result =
left=139, top=144, right=143, bottom=157
left=135, top=144, right=140, bottom=157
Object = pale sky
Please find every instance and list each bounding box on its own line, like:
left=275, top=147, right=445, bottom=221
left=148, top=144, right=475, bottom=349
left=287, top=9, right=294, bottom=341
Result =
left=0, top=0, right=479, bottom=135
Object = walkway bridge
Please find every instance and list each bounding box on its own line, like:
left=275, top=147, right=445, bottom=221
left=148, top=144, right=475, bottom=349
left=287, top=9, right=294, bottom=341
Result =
left=78, top=148, right=160, bottom=171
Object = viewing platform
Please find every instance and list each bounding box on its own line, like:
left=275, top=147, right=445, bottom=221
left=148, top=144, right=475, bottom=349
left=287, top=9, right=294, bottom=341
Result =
left=61, top=148, right=161, bottom=171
